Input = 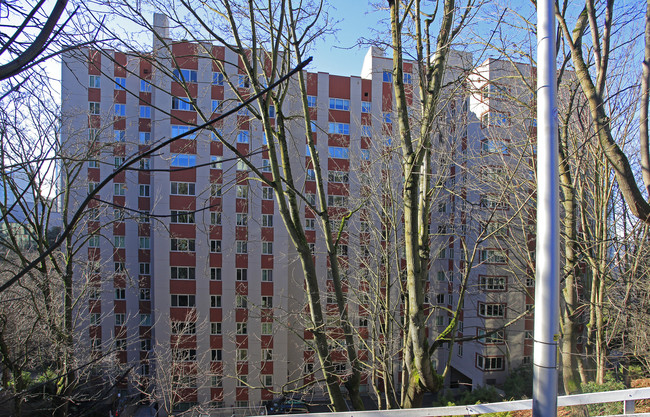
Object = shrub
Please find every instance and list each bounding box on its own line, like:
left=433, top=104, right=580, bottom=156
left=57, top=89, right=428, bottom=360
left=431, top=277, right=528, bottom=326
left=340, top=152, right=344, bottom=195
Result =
left=581, top=372, right=626, bottom=416
left=503, top=364, right=533, bottom=399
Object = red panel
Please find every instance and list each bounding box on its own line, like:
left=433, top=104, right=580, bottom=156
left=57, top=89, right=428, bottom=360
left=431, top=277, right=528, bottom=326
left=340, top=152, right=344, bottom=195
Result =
left=170, top=224, right=196, bottom=238
left=169, top=308, right=194, bottom=321
left=139, top=59, right=152, bottom=79
left=210, top=140, right=223, bottom=155
left=171, top=42, right=198, bottom=68
left=236, top=143, right=249, bottom=155
left=87, top=168, right=100, bottom=182
left=329, top=75, right=350, bottom=99
left=209, top=281, right=222, bottom=294
left=114, top=90, right=126, bottom=103
left=171, top=82, right=197, bottom=98
left=139, top=92, right=152, bottom=106
left=382, top=83, right=393, bottom=111
left=169, top=139, right=197, bottom=155
left=210, top=335, right=223, bottom=348
left=113, top=222, right=125, bottom=235
left=361, top=137, right=371, bottom=149
left=327, top=135, right=350, bottom=147
left=170, top=280, right=196, bottom=293
left=236, top=281, right=248, bottom=295
left=170, top=109, right=197, bottom=125
left=328, top=110, right=350, bottom=123
left=210, top=170, right=222, bottom=183
left=307, top=72, right=318, bottom=95
left=211, top=85, right=224, bottom=100
left=88, top=88, right=100, bottom=102
left=362, top=79, right=372, bottom=101
left=210, top=253, right=222, bottom=266
left=309, top=107, right=317, bottom=120
left=138, top=118, right=151, bottom=131
left=138, top=196, right=150, bottom=210
left=88, top=115, right=100, bottom=129
left=211, top=45, right=225, bottom=65
left=261, top=200, right=274, bottom=214
left=210, top=226, right=222, bottom=240
left=261, top=256, right=273, bottom=269
left=235, top=335, right=248, bottom=348
left=169, top=252, right=196, bottom=266
left=139, top=276, right=151, bottom=287
left=114, top=52, right=127, bottom=76
left=88, top=49, right=101, bottom=74
left=235, top=227, right=247, bottom=240
left=235, top=254, right=248, bottom=268
left=169, top=196, right=196, bottom=211
left=236, top=200, right=248, bottom=213
left=114, top=300, right=126, bottom=313
left=113, top=118, right=126, bottom=131
left=261, top=362, right=274, bottom=374
left=138, top=250, right=150, bottom=262
left=210, top=309, right=222, bottom=322
left=327, top=183, right=350, bottom=196
left=113, top=171, right=125, bottom=183
left=328, top=159, right=349, bottom=171
left=237, top=116, right=249, bottom=130
left=261, top=282, right=273, bottom=296
left=139, top=301, right=151, bottom=313
left=236, top=388, right=249, bottom=401
left=361, top=113, right=372, bottom=125
left=89, top=300, right=101, bottom=313
left=261, top=228, right=273, bottom=242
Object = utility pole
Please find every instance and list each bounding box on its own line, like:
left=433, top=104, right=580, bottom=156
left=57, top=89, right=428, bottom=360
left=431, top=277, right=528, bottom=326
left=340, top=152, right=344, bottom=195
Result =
left=533, top=0, right=560, bottom=416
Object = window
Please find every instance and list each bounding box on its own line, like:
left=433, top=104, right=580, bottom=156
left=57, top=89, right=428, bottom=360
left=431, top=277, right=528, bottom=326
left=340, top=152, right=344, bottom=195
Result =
left=210, top=296, right=221, bottom=308
left=262, top=242, right=273, bottom=255
left=170, top=210, right=195, bottom=224
left=262, top=214, right=273, bottom=227
left=115, top=313, right=125, bottom=326
left=172, top=348, right=197, bottom=362
left=236, top=213, right=248, bottom=226
left=329, top=98, right=350, bottom=111
left=306, top=193, right=316, bottom=205
left=170, top=266, right=195, bottom=280
left=139, top=288, right=150, bottom=300
left=383, top=112, right=392, bottom=124
left=89, top=102, right=100, bottom=115
left=171, top=125, right=196, bottom=139
left=336, top=244, right=348, bottom=256
left=88, top=234, right=100, bottom=248
left=482, top=139, right=509, bottom=154
left=305, top=218, right=315, bottom=230
left=88, top=286, right=101, bottom=300
left=140, top=314, right=152, bottom=326
left=139, top=263, right=150, bottom=275
left=477, top=355, right=504, bottom=371
left=211, top=155, right=222, bottom=169
left=113, top=209, right=125, bottom=221
left=210, top=267, right=222, bottom=281
left=210, top=240, right=222, bottom=253
left=361, top=125, right=372, bottom=137
left=139, top=212, right=150, bottom=223
left=306, top=95, right=317, bottom=108
left=306, top=169, right=316, bottom=181
left=140, top=338, right=151, bottom=351
left=479, top=249, right=508, bottom=264
left=139, top=184, right=150, bottom=197
left=212, top=72, right=224, bottom=85
left=114, top=130, right=125, bottom=142
left=479, top=275, right=507, bottom=291
left=113, top=236, right=125, bottom=248
left=139, top=132, right=151, bottom=144
left=403, top=73, right=412, bottom=84
left=171, top=321, right=196, bottom=335
left=237, top=130, right=250, bottom=143
left=173, top=68, right=198, bottom=83
left=171, top=238, right=195, bottom=252
left=262, top=374, right=273, bottom=387
left=114, top=77, right=126, bottom=89
left=259, top=187, right=272, bottom=201
left=480, top=195, right=508, bottom=210
left=236, top=295, right=248, bottom=309
left=482, top=111, right=509, bottom=127
left=210, top=212, right=222, bottom=225
left=328, top=146, right=349, bottom=159
left=236, top=348, right=248, bottom=362
left=235, top=268, right=247, bottom=281
left=236, top=322, right=247, bottom=335
left=170, top=153, right=196, bottom=167
left=236, top=185, right=248, bottom=198
left=526, top=277, right=535, bottom=287
left=261, top=296, right=273, bottom=309
left=88, top=159, right=99, bottom=168
left=211, top=100, right=222, bottom=113
left=478, top=329, right=506, bottom=344
left=114, top=103, right=125, bottom=116
left=170, top=182, right=195, bottom=195
left=139, top=105, right=151, bottom=118
left=114, top=262, right=126, bottom=273
left=262, top=348, right=273, bottom=361
left=328, top=170, right=349, bottom=183
left=478, top=302, right=505, bottom=318
left=171, top=97, right=194, bottom=111
left=139, top=237, right=150, bottom=249
left=238, top=74, right=250, bottom=88
left=115, top=338, right=127, bottom=351
left=261, top=322, right=273, bottom=335
left=211, top=349, right=222, bottom=362
left=261, top=159, right=271, bottom=172
left=140, top=79, right=152, bottom=92
left=90, top=313, right=100, bottom=326
left=361, top=101, right=371, bottom=113
left=89, top=75, right=101, bottom=88
left=262, top=269, right=273, bottom=282
left=328, top=122, right=350, bottom=135
left=211, top=183, right=222, bottom=197
left=113, top=157, right=125, bottom=170
left=327, top=195, right=348, bottom=207
left=170, top=294, right=196, bottom=307
left=383, top=71, right=392, bottom=82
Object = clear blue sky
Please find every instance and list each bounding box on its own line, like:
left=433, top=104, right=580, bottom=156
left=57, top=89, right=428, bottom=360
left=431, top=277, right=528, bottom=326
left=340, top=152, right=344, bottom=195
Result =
left=308, top=2, right=387, bottom=76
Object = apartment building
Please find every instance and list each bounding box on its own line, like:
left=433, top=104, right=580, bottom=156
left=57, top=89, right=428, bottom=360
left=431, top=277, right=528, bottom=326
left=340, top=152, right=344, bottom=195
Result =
left=60, top=14, right=535, bottom=413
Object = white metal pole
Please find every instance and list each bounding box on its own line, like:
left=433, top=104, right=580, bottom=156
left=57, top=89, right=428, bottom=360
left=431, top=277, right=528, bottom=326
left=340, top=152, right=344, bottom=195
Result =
left=533, top=0, right=560, bottom=416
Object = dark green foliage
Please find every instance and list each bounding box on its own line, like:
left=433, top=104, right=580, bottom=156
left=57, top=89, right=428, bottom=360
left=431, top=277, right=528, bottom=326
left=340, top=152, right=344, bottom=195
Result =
left=503, top=364, right=533, bottom=399
left=581, top=372, right=626, bottom=416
